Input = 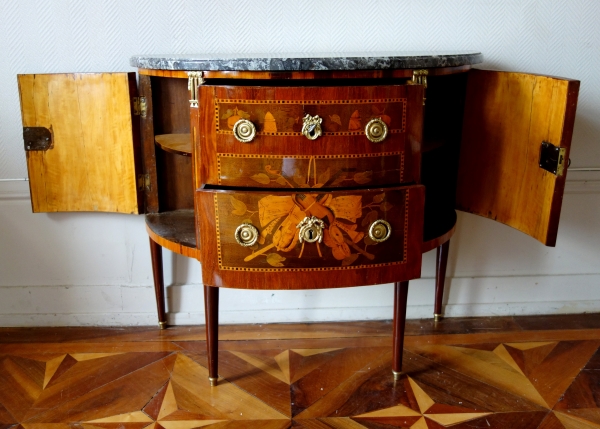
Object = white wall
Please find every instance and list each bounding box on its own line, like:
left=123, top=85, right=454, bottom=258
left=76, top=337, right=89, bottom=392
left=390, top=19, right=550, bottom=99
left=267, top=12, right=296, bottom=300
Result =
left=0, top=0, right=599, bottom=326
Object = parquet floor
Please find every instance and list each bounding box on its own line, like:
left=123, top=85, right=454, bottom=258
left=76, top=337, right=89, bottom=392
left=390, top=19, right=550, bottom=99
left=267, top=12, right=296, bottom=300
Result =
left=1, top=314, right=600, bottom=429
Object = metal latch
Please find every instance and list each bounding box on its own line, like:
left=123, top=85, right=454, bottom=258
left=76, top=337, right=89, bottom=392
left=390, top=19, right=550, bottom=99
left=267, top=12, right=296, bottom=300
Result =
left=137, top=173, right=151, bottom=191
left=409, top=69, right=428, bottom=88
left=539, top=141, right=567, bottom=176
left=23, top=127, right=53, bottom=151
left=188, top=71, right=205, bottom=108
left=133, top=97, right=147, bottom=118
left=407, top=69, right=428, bottom=105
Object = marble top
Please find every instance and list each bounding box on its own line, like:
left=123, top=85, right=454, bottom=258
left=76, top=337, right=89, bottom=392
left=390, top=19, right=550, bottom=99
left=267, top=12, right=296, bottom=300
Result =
left=130, top=51, right=483, bottom=71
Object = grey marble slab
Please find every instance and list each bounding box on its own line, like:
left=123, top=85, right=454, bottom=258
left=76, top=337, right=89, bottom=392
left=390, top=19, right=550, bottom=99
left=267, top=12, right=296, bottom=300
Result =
left=130, top=51, right=483, bottom=71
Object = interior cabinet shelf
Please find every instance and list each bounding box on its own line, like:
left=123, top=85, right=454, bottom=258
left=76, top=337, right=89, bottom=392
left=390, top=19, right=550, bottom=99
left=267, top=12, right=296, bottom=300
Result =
left=145, top=209, right=199, bottom=259
left=155, top=134, right=192, bottom=157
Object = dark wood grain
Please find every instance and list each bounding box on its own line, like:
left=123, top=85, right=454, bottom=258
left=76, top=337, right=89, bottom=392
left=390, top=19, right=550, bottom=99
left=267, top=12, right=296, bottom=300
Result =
left=196, top=185, right=425, bottom=290
left=204, top=285, right=219, bottom=382
left=9, top=314, right=600, bottom=345
left=514, top=314, right=600, bottom=331
left=149, top=76, right=194, bottom=211
left=197, top=84, right=423, bottom=189
left=138, top=74, right=159, bottom=213
left=421, top=221, right=455, bottom=253
left=126, top=72, right=145, bottom=214
left=149, top=237, right=167, bottom=326
left=151, top=76, right=190, bottom=135
left=145, top=209, right=196, bottom=249
left=138, top=65, right=472, bottom=80
left=420, top=73, right=467, bottom=260
left=25, top=355, right=175, bottom=423
left=0, top=317, right=599, bottom=429
left=434, top=240, right=450, bottom=317
left=392, top=281, right=409, bottom=375
left=156, top=148, right=194, bottom=211
left=24, top=353, right=172, bottom=420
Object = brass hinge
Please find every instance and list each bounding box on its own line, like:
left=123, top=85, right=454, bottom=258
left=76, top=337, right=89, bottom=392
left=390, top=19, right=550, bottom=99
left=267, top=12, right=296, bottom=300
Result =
left=539, top=141, right=567, bottom=176
left=137, top=173, right=151, bottom=191
left=407, top=69, right=428, bottom=105
left=188, top=71, right=205, bottom=108
left=133, top=96, right=147, bottom=118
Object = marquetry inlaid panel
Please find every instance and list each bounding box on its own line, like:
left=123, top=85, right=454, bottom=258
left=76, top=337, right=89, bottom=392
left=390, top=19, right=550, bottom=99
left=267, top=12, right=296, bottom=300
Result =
left=217, top=152, right=405, bottom=188
left=196, top=185, right=425, bottom=289
left=215, top=97, right=407, bottom=136
left=197, top=84, right=424, bottom=188
left=1, top=316, right=599, bottom=429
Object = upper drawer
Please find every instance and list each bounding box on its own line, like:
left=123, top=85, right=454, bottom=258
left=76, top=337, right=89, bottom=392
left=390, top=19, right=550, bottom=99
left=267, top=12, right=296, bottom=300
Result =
left=197, top=84, right=424, bottom=188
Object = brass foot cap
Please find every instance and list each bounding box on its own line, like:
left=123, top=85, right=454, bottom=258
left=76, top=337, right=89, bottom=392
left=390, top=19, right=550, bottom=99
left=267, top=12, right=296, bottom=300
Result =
left=433, top=314, right=443, bottom=322
left=392, top=370, right=403, bottom=381
left=158, top=321, right=168, bottom=330
left=209, top=377, right=218, bottom=387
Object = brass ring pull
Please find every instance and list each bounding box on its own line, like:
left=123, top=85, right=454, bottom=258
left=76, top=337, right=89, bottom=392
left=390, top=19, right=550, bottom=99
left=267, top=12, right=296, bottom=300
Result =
left=233, top=119, right=257, bottom=143
left=234, top=223, right=259, bottom=247
left=368, top=219, right=392, bottom=243
left=301, top=114, right=323, bottom=140
left=365, top=118, right=388, bottom=143
left=297, top=216, right=325, bottom=243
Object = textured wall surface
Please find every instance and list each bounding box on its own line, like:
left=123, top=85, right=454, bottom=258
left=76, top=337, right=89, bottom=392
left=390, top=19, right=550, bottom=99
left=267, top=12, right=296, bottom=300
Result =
left=1, top=0, right=599, bottom=179
left=0, top=0, right=599, bottom=325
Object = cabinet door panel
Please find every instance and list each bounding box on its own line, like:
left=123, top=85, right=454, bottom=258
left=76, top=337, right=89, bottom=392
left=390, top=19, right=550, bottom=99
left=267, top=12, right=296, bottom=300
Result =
left=456, top=69, right=579, bottom=245
left=18, top=73, right=141, bottom=214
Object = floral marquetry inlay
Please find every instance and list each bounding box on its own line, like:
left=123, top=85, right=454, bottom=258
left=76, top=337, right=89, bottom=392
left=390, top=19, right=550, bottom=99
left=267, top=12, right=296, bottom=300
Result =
left=213, top=188, right=410, bottom=272
left=215, top=98, right=406, bottom=137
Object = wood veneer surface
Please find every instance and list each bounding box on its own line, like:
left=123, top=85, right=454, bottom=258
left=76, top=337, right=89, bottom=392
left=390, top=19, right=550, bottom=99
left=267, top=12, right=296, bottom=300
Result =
left=137, top=65, right=472, bottom=79
left=145, top=210, right=200, bottom=259
left=456, top=70, right=579, bottom=246
left=0, top=314, right=599, bottom=428
left=18, top=73, right=140, bottom=214
left=155, top=133, right=192, bottom=156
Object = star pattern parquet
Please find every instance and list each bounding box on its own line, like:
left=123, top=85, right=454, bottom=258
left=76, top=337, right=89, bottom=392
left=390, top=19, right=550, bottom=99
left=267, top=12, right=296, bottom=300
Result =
left=0, top=316, right=599, bottom=429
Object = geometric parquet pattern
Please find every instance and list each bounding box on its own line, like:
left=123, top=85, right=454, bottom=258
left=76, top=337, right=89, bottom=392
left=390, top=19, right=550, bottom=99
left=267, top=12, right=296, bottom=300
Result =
left=1, top=315, right=599, bottom=429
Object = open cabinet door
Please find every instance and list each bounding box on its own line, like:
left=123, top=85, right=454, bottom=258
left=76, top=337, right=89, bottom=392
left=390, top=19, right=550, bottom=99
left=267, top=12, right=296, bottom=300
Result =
left=456, top=69, right=579, bottom=246
left=18, top=73, right=142, bottom=214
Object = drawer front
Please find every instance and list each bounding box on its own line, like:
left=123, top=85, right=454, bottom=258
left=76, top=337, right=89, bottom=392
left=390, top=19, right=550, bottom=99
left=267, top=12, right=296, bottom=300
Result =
left=197, top=85, right=423, bottom=188
left=197, top=185, right=424, bottom=289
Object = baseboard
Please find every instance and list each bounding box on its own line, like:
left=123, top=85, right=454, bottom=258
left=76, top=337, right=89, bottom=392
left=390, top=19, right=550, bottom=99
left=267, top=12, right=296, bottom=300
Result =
left=1, top=274, right=599, bottom=327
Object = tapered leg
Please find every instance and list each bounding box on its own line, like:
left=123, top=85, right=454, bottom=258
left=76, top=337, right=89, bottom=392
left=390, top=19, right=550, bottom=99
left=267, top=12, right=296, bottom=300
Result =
left=204, top=285, right=219, bottom=386
left=392, top=281, right=409, bottom=380
left=434, top=240, right=450, bottom=321
left=149, top=237, right=167, bottom=329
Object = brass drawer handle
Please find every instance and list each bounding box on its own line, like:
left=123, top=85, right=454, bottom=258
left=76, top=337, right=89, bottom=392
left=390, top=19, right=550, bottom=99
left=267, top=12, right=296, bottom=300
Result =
left=235, top=223, right=259, bottom=247
left=365, top=118, right=388, bottom=143
left=302, top=114, right=323, bottom=140
left=297, top=216, right=325, bottom=243
left=233, top=119, right=257, bottom=143
left=368, top=219, right=392, bottom=242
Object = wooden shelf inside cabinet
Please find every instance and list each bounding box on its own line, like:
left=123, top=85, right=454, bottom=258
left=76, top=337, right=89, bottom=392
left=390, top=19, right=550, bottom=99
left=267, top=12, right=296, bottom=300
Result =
left=155, top=134, right=192, bottom=157
left=145, top=210, right=200, bottom=260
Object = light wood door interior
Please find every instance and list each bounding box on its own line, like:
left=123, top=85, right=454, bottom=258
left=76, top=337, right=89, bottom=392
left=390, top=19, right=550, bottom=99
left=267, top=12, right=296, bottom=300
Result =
left=18, top=72, right=140, bottom=214
left=456, top=69, right=579, bottom=245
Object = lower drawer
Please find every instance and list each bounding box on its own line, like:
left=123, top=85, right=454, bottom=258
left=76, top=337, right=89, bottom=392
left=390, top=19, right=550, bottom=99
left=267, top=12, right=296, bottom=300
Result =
left=196, top=185, right=424, bottom=289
